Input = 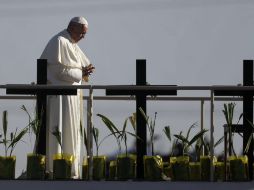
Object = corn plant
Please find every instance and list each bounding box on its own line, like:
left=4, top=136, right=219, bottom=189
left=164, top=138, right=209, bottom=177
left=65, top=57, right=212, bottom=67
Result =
left=222, top=102, right=254, bottom=156
left=202, top=136, right=224, bottom=156
left=97, top=114, right=121, bottom=153
left=51, top=126, right=63, bottom=157
left=92, top=126, right=113, bottom=156
left=97, top=113, right=139, bottom=156
left=173, top=122, right=208, bottom=156
left=163, top=125, right=176, bottom=156
left=21, top=105, right=42, bottom=154
left=139, top=107, right=157, bottom=156
left=0, top=110, right=28, bottom=157
left=222, top=102, right=236, bottom=156
left=120, top=117, right=140, bottom=156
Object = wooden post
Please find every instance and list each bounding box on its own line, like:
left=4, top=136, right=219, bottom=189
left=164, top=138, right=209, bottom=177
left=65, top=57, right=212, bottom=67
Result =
left=36, top=59, right=47, bottom=155
left=136, top=59, right=147, bottom=179
left=243, top=60, right=253, bottom=180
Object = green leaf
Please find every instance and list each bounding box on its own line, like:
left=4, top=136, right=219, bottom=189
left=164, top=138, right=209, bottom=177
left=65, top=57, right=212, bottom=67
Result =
left=92, top=127, right=99, bottom=146
left=21, top=104, right=43, bottom=154
left=128, top=113, right=136, bottom=130
left=174, top=134, right=189, bottom=144
left=97, top=114, right=120, bottom=137
left=122, top=118, right=128, bottom=134
left=8, top=127, right=28, bottom=150
left=126, top=131, right=142, bottom=141
left=51, top=126, right=62, bottom=148
left=2, top=110, right=8, bottom=140
left=163, top=126, right=171, bottom=141
left=188, top=129, right=208, bottom=147
left=186, top=122, right=198, bottom=141
left=152, top=112, right=157, bottom=134
left=237, top=113, right=243, bottom=124
left=81, top=121, right=88, bottom=155
left=202, top=137, right=210, bottom=153
left=10, top=132, right=14, bottom=142
left=80, top=121, right=83, bottom=137
left=214, top=136, right=224, bottom=148
left=138, top=107, right=149, bottom=124
left=21, top=105, right=31, bottom=121
left=244, top=134, right=253, bottom=154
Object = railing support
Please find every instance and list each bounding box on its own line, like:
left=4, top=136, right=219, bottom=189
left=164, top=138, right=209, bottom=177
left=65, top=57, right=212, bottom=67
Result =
left=210, top=90, right=214, bottom=181
left=201, top=99, right=204, bottom=156
left=87, top=86, right=93, bottom=180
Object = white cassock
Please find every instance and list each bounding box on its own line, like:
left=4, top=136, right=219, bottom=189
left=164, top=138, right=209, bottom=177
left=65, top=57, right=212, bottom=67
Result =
left=40, top=29, right=90, bottom=178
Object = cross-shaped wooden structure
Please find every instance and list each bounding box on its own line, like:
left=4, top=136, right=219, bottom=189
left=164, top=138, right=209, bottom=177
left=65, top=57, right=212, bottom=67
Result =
left=214, top=60, right=254, bottom=180
left=6, top=59, right=77, bottom=154
left=106, top=59, right=177, bottom=179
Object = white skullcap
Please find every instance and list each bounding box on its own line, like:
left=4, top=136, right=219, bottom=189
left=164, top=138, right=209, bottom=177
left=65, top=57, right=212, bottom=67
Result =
left=70, top=17, right=88, bottom=27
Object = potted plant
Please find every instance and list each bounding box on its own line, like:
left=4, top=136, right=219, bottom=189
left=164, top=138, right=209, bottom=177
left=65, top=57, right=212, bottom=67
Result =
left=83, top=126, right=108, bottom=180
left=97, top=113, right=138, bottom=180
left=108, top=160, right=117, bottom=180
left=163, top=125, right=175, bottom=179
left=0, top=110, right=28, bottom=179
left=214, top=159, right=226, bottom=181
left=51, top=127, right=74, bottom=180
left=139, top=108, right=164, bottom=181
left=223, top=102, right=248, bottom=181
left=21, top=105, right=46, bottom=180
left=199, top=136, right=224, bottom=181
left=96, top=114, right=121, bottom=180
left=171, top=122, right=208, bottom=181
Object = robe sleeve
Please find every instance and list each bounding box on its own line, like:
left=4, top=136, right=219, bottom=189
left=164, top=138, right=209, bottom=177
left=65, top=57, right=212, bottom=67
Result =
left=55, top=64, right=82, bottom=83
left=54, top=37, right=83, bottom=83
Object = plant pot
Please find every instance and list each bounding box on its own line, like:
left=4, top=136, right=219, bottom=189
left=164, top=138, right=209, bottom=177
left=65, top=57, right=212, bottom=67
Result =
left=163, top=161, right=173, bottom=179
left=82, top=156, right=107, bottom=180
left=82, top=164, right=88, bottom=180
left=53, top=153, right=74, bottom=180
left=108, top=160, right=117, bottom=180
left=228, top=155, right=248, bottom=181
left=93, top=156, right=106, bottom=180
left=214, top=162, right=226, bottom=181
left=170, top=156, right=189, bottom=181
left=82, top=158, right=89, bottom=180
left=26, top=153, right=45, bottom=180
left=200, top=156, right=216, bottom=181
left=116, top=154, right=136, bottom=180
left=0, top=156, right=16, bottom=179
left=143, top=155, right=163, bottom=181
left=189, top=162, right=201, bottom=181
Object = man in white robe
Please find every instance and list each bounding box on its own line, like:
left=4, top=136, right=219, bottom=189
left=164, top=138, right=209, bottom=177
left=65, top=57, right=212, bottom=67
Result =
left=40, top=17, right=94, bottom=178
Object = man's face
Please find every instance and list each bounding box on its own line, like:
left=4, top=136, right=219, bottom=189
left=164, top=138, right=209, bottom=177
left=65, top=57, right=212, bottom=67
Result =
left=71, top=24, right=88, bottom=43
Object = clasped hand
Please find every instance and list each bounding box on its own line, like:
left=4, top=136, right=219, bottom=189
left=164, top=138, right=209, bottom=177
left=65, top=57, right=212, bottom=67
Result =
left=82, top=64, right=95, bottom=77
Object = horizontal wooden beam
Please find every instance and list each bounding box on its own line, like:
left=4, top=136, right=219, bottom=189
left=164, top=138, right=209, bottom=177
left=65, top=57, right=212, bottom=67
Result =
left=214, top=90, right=254, bottom=96
left=6, top=88, right=77, bottom=95
left=106, top=85, right=177, bottom=96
